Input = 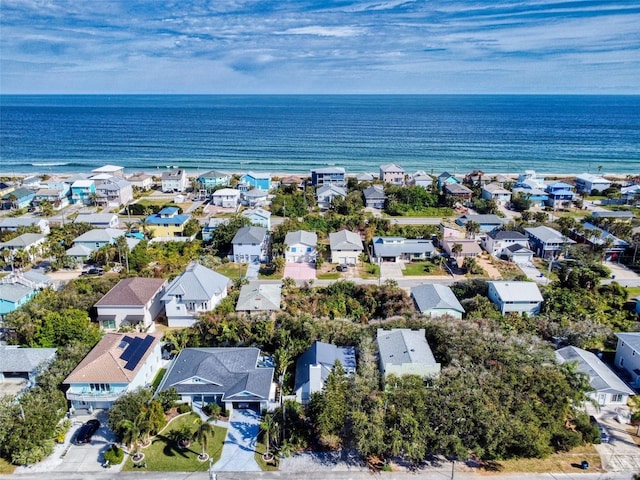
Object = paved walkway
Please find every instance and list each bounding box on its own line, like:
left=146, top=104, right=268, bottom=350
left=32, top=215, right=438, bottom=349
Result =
left=213, top=408, right=261, bottom=472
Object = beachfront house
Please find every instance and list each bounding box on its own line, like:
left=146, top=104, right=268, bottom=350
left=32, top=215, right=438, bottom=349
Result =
left=363, top=185, right=387, bottom=209
left=487, top=281, right=543, bottom=315
left=379, top=163, right=405, bottom=184
left=284, top=230, right=318, bottom=263
left=311, top=167, right=346, bottom=187
left=64, top=333, right=162, bottom=411
left=162, top=262, right=230, bottom=327
left=412, top=171, right=434, bottom=190
left=211, top=188, right=241, bottom=208
left=295, top=341, right=356, bottom=404
left=231, top=226, right=270, bottom=263
left=411, top=284, right=464, bottom=319
left=145, top=207, right=191, bottom=238
left=161, top=169, right=188, bottom=193
left=574, top=173, right=611, bottom=194
left=95, top=277, right=167, bottom=331
left=329, top=229, right=363, bottom=265
left=524, top=226, right=575, bottom=259
left=127, top=172, right=154, bottom=191
left=437, top=172, right=460, bottom=189
left=371, top=236, right=435, bottom=263
left=197, top=170, right=231, bottom=195
left=95, top=178, right=134, bottom=208
left=316, top=184, right=346, bottom=210
left=556, top=346, right=634, bottom=407
left=70, top=179, right=96, bottom=205
left=481, top=183, right=512, bottom=205
left=376, top=328, right=441, bottom=379
left=615, top=333, right=640, bottom=389
left=2, top=188, right=35, bottom=210
left=239, top=172, right=271, bottom=191
left=92, top=165, right=125, bottom=178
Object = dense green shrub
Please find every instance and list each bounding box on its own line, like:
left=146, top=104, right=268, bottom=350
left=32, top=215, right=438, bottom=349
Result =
left=103, top=444, right=124, bottom=465
left=177, top=403, right=192, bottom=414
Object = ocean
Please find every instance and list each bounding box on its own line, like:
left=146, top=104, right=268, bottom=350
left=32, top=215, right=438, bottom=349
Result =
left=1, top=95, right=639, bottom=176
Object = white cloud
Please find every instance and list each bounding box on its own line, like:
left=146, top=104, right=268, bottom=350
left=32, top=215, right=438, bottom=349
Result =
left=280, top=26, right=364, bottom=37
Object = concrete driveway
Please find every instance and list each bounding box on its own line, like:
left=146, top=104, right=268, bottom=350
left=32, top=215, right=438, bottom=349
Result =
left=283, top=262, right=316, bottom=281
left=518, top=262, right=550, bottom=285
left=246, top=261, right=260, bottom=280
left=213, top=408, right=261, bottom=472
left=592, top=407, right=640, bottom=472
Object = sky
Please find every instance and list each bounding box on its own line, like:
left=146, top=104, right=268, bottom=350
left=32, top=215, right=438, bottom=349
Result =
left=1, top=0, right=639, bottom=94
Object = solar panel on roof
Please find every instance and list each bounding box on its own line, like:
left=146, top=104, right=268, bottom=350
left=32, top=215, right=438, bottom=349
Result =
left=124, top=335, right=155, bottom=371
left=120, top=336, right=143, bottom=361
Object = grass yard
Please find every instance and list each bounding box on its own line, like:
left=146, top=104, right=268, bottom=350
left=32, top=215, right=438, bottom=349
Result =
left=402, top=261, right=447, bottom=276
left=122, top=413, right=227, bottom=472
left=258, top=264, right=284, bottom=280
left=317, top=272, right=340, bottom=280
left=0, top=458, right=15, bottom=475
left=494, top=445, right=602, bottom=473
left=213, top=262, right=246, bottom=279
left=151, top=368, right=167, bottom=391
left=625, top=286, right=640, bottom=300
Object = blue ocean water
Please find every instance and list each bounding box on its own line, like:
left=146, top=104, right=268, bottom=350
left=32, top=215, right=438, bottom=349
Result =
left=1, top=95, right=639, bottom=176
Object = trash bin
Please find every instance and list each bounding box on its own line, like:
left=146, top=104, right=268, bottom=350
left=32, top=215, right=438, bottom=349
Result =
left=581, top=460, right=589, bottom=470
left=611, top=275, right=616, bottom=279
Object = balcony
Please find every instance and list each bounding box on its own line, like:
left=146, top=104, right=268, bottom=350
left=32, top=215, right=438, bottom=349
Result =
left=66, top=389, right=124, bottom=402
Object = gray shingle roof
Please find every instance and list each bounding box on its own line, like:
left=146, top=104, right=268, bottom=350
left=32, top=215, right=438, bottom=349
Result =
left=163, top=262, right=230, bottom=302
left=232, top=226, right=267, bottom=245
left=294, top=341, right=356, bottom=392
left=372, top=237, right=434, bottom=257
left=524, top=226, right=573, bottom=244
left=556, top=346, right=634, bottom=395
left=363, top=185, right=386, bottom=199
left=74, top=228, right=125, bottom=243
left=486, top=230, right=527, bottom=240
left=235, top=283, right=282, bottom=312
left=0, top=346, right=57, bottom=373
left=74, top=213, right=118, bottom=225
left=0, top=233, right=44, bottom=248
left=377, top=328, right=437, bottom=369
left=95, top=277, right=166, bottom=307
left=0, top=282, right=33, bottom=303
left=329, top=230, right=363, bottom=251
left=411, top=284, right=464, bottom=314
left=158, top=347, right=273, bottom=402
left=284, top=230, right=317, bottom=248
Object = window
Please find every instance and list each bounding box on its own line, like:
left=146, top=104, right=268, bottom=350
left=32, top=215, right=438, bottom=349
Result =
left=612, top=394, right=624, bottom=402
left=291, top=247, right=297, bottom=252
left=102, top=319, right=116, bottom=330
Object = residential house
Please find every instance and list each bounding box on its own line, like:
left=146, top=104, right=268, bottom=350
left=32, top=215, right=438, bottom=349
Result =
left=376, top=328, right=441, bottom=379
left=66, top=228, right=126, bottom=262
left=202, top=217, right=230, bottom=242
left=197, top=170, right=231, bottom=194
left=284, top=230, right=317, bottom=263
left=571, top=222, right=629, bottom=261
left=439, top=221, right=466, bottom=240
left=90, top=173, right=116, bottom=184
left=22, top=176, right=42, bottom=189
left=356, top=172, right=376, bottom=183
left=465, top=169, right=487, bottom=185
left=545, top=182, right=575, bottom=208
left=0, top=282, right=36, bottom=321
left=127, top=172, right=154, bottom=190
left=441, top=238, right=482, bottom=259
left=621, top=185, right=640, bottom=204
left=231, top=226, right=270, bottom=263
left=280, top=175, right=304, bottom=190
left=481, top=183, right=512, bottom=205
left=487, top=281, right=543, bottom=315
left=155, top=347, right=275, bottom=413
left=95, top=277, right=167, bottom=331
left=482, top=230, right=530, bottom=259
left=556, top=346, right=634, bottom=406
left=437, top=172, right=460, bottom=189
left=0, top=346, right=57, bottom=386
left=503, top=244, right=535, bottom=264
left=211, top=188, right=241, bottom=208
left=371, top=236, right=435, bottom=262
left=64, top=333, right=162, bottom=410
left=162, top=262, right=231, bottom=327
left=161, top=169, right=188, bottom=193
left=379, top=163, right=405, bottom=184
left=411, top=284, right=464, bottom=319
left=95, top=178, right=134, bottom=208
left=242, top=207, right=271, bottom=229
left=2, top=188, right=35, bottom=210
left=145, top=207, right=191, bottom=238
left=0, top=182, right=15, bottom=198
left=33, top=186, right=70, bottom=210
left=295, top=341, right=356, bottom=404
left=236, top=283, right=282, bottom=316
left=92, top=165, right=125, bottom=178
left=524, top=226, right=575, bottom=259
left=444, top=183, right=473, bottom=201
left=74, top=213, right=120, bottom=229
left=329, top=229, right=363, bottom=265
left=615, top=333, right=640, bottom=388
left=239, top=172, right=271, bottom=191
left=591, top=211, right=634, bottom=221
left=511, top=187, right=549, bottom=208
left=316, top=184, right=346, bottom=210
left=71, top=179, right=96, bottom=205
left=363, top=185, right=386, bottom=209
left=516, top=170, right=547, bottom=190
left=574, top=173, right=611, bottom=194
left=455, top=214, right=505, bottom=234
left=412, top=171, right=434, bottom=190
left=241, top=188, right=269, bottom=207
left=311, top=167, right=346, bottom=188
left=0, top=233, right=46, bottom=263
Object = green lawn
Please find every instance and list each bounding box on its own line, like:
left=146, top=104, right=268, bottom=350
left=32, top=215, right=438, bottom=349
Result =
left=0, top=458, right=15, bottom=475
left=122, top=413, right=227, bottom=472
left=213, top=262, right=246, bottom=279
left=151, top=368, right=166, bottom=391
left=317, top=272, right=340, bottom=280
left=625, top=286, right=640, bottom=300
left=402, top=261, right=447, bottom=276
left=258, top=264, right=284, bottom=280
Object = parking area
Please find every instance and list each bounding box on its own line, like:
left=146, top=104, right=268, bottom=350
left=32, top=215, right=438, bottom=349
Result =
left=518, top=262, right=550, bottom=285
left=380, top=262, right=403, bottom=280
left=283, top=262, right=316, bottom=281
left=590, top=406, right=640, bottom=472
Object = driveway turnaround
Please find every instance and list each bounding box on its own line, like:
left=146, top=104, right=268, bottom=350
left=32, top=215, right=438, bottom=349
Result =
left=213, top=408, right=261, bottom=472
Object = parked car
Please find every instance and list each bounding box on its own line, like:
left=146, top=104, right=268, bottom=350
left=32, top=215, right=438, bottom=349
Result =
left=82, top=267, right=104, bottom=276
left=336, top=264, right=349, bottom=272
left=590, top=415, right=609, bottom=443
left=75, top=419, right=100, bottom=445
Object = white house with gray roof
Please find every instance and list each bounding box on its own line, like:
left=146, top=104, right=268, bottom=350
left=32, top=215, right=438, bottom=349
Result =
left=0, top=217, right=50, bottom=235
left=556, top=346, right=634, bottom=406
left=284, top=230, right=317, bottom=263
left=329, top=229, right=363, bottom=265
left=66, top=228, right=127, bottom=262
left=231, top=226, right=270, bottom=263
left=0, top=345, right=57, bottom=386
left=242, top=207, right=271, bottom=229
left=74, top=212, right=120, bottom=229
left=0, top=233, right=46, bottom=262
left=316, top=184, right=346, bottom=210
left=487, top=281, right=543, bottom=315
left=376, top=328, right=441, bottom=379
left=411, top=284, right=464, bottom=319
left=295, top=341, right=356, bottom=404
left=236, top=283, right=282, bottom=316
left=156, top=347, right=276, bottom=413
left=615, top=332, right=640, bottom=388
left=379, top=163, right=405, bottom=184
left=162, top=262, right=231, bottom=327
left=363, top=185, right=386, bottom=209
left=482, top=230, right=530, bottom=259
left=372, top=236, right=434, bottom=263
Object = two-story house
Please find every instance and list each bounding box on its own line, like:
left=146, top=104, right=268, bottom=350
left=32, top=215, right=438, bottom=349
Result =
left=242, top=207, right=271, bottom=229
left=0, top=233, right=46, bottom=263
left=231, top=226, right=270, bottom=263
left=162, top=262, right=231, bottom=327
left=481, top=183, right=512, bottom=205
left=284, top=230, right=318, bottom=263
left=74, top=213, right=120, bottom=229
left=316, top=184, right=346, bottom=210
left=329, top=229, right=363, bottom=265
left=66, top=228, right=126, bottom=262
left=0, top=217, right=50, bottom=235
left=211, top=188, right=241, bottom=208
left=197, top=170, right=231, bottom=195
left=482, top=230, right=531, bottom=260
left=524, top=226, right=575, bottom=259
left=241, top=189, right=269, bottom=207
left=487, top=281, right=543, bottom=315
left=545, top=182, right=575, bottom=209
left=2, top=188, right=35, bottom=210
left=574, top=173, right=611, bottom=194
left=64, top=333, right=162, bottom=410
left=95, top=178, right=134, bottom=208
left=92, top=165, right=125, bottom=178
left=363, top=185, right=386, bottom=209
left=444, top=183, right=473, bottom=201
left=615, top=333, right=640, bottom=389
left=145, top=207, right=191, bottom=238
left=239, top=172, right=271, bottom=191
left=311, top=167, right=346, bottom=188
left=379, top=163, right=405, bottom=184
left=71, top=179, right=96, bottom=205
left=161, top=169, right=188, bottom=193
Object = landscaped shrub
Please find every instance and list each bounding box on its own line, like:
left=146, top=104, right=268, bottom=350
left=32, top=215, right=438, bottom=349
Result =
left=103, top=444, right=124, bottom=465
left=177, top=403, right=192, bottom=414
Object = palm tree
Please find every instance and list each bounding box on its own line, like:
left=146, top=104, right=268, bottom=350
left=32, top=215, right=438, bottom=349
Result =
left=260, top=413, right=278, bottom=459
left=192, top=419, right=214, bottom=460
left=118, top=419, right=141, bottom=452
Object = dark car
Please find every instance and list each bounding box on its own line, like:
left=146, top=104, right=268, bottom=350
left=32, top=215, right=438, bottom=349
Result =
left=75, top=419, right=100, bottom=445
left=590, top=416, right=609, bottom=443
left=82, top=267, right=104, bottom=276
left=337, top=263, right=349, bottom=272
